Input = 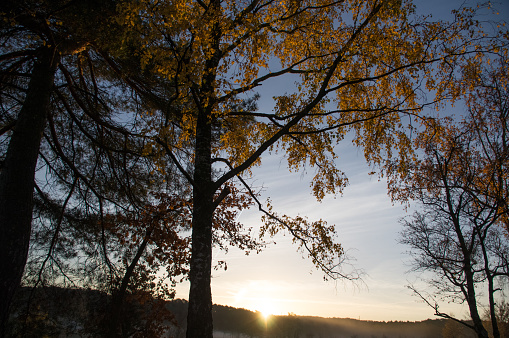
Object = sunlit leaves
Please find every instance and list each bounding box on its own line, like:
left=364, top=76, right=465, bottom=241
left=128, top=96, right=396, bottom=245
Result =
left=111, top=0, right=509, bottom=288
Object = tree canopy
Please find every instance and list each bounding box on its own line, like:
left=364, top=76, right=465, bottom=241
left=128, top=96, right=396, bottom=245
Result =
left=1, top=0, right=508, bottom=337
left=393, top=46, right=508, bottom=338
left=112, top=0, right=506, bottom=336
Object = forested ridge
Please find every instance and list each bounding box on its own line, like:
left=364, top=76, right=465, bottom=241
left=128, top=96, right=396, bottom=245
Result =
left=9, top=286, right=458, bottom=338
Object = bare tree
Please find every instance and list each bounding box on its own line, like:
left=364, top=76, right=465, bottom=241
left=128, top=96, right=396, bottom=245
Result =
left=396, top=56, right=509, bottom=338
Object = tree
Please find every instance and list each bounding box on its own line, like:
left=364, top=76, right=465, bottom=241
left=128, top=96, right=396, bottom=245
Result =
left=114, top=0, right=503, bottom=336
left=5, top=35, right=188, bottom=334
left=10, top=40, right=263, bottom=333
left=395, top=55, right=509, bottom=338
left=0, top=1, right=94, bottom=331
left=0, top=3, right=178, bottom=334
left=1, top=2, right=266, bottom=334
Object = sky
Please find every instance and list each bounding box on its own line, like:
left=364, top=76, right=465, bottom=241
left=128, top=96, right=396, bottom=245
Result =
left=173, top=0, right=509, bottom=322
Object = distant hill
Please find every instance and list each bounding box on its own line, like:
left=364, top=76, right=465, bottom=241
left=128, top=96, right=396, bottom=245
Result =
left=132, top=295, right=474, bottom=338
left=8, top=286, right=475, bottom=337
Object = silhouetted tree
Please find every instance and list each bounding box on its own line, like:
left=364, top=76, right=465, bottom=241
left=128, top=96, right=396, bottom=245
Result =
left=396, top=56, right=509, bottom=338
left=0, top=0, right=122, bottom=332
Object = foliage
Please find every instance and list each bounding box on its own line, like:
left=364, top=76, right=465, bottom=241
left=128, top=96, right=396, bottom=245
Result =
left=1, top=1, right=268, bottom=335
left=0, top=0, right=196, bottom=334
left=7, top=287, right=176, bottom=337
left=1, top=0, right=508, bottom=336
left=109, top=0, right=508, bottom=335
left=0, top=0, right=122, bottom=332
left=394, top=54, right=509, bottom=337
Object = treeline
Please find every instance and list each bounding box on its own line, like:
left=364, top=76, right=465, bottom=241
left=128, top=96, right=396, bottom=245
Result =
left=8, top=286, right=464, bottom=338
left=8, top=287, right=175, bottom=337
left=214, top=313, right=454, bottom=338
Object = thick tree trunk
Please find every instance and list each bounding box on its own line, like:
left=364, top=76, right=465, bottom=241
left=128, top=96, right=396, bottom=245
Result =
left=0, top=46, right=59, bottom=336
left=186, top=106, right=214, bottom=337
left=464, top=260, right=489, bottom=338
left=186, top=190, right=214, bottom=338
left=186, top=3, right=221, bottom=335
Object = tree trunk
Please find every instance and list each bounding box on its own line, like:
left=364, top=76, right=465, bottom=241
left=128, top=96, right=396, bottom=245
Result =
left=186, top=3, right=221, bottom=335
left=186, top=105, right=214, bottom=337
left=0, top=46, right=59, bottom=336
left=109, top=227, right=152, bottom=337
left=487, top=274, right=500, bottom=338
left=186, top=191, right=214, bottom=338
left=463, top=260, right=489, bottom=338
left=444, top=172, right=489, bottom=338
left=479, top=227, right=500, bottom=338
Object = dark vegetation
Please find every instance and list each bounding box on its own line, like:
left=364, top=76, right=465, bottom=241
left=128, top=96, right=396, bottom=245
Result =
left=1, top=0, right=507, bottom=337
left=8, top=286, right=455, bottom=338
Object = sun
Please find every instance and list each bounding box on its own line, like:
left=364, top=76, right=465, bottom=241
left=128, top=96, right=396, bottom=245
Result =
left=260, top=309, right=271, bottom=320
left=259, top=300, right=276, bottom=320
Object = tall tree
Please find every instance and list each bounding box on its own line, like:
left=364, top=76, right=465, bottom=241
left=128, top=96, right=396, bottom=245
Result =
left=115, top=0, right=504, bottom=336
left=0, top=0, right=129, bottom=333
left=1, top=2, right=263, bottom=334
left=394, top=55, right=509, bottom=338
left=1, top=24, right=186, bottom=335
left=0, top=41, right=59, bottom=336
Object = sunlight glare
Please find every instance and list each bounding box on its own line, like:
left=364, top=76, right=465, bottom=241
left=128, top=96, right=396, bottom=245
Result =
left=261, top=309, right=271, bottom=320
left=229, top=280, right=285, bottom=318
left=259, top=300, right=275, bottom=320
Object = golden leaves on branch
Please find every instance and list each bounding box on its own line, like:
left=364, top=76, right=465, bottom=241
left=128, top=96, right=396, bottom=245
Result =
left=112, top=0, right=508, bottom=280
left=259, top=199, right=349, bottom=279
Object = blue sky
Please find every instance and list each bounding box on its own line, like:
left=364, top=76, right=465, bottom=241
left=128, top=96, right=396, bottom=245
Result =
left=173, top=0, right=509, bottom=321
left=176, top=144, right=439, bottom=321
